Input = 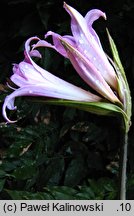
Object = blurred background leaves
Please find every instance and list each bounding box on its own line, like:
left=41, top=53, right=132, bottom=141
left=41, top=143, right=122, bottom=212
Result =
left=0, top=0, right=134, bottom=199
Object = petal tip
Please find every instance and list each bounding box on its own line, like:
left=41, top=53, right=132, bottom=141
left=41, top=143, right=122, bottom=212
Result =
left=2, top=105, right=17, bottom=123
left=63, top=2, right=71, bottom=13
left=103, top=12, right=107, bottom=20
left=63, top=2, right=67, bottom=8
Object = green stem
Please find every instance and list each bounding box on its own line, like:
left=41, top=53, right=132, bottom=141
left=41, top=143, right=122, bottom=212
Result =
left=119, top=132, right=128, bottom=200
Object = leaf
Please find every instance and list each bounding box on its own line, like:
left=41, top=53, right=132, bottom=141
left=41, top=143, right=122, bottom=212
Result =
left=107, top=29, right=132, bottom=132
left=6, top=142, right=32, bottom=158
left=0, top=161, right=21, bottom=172
left=6, top=190, right=53, bottom=200
left=0, top=179, right=5, bottom=192
left=0, top=170, right=6, bottom=178
left=106, top=29, right=126, bottom=80
left=76, top=187, right=95, bottom=200
left=45, top=186, right=77, bottom=200
left=38, top=157, right=64, bottom=186
left=12, top=164, right=37, bottom=180
left=64, top=156, right=88, bottom=186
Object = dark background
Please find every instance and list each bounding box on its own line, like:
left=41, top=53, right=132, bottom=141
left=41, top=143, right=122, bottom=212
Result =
left=0, top=0, right=134, bottom=199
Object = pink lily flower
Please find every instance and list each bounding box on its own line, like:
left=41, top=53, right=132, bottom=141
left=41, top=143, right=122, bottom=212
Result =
left=34, top=2, right=121, bottom=104
left=2, top=37, right=101, bottom=123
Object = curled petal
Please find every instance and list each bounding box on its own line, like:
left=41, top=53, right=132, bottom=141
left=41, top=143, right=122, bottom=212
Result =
left=85, top=9, right=106, bottom=27
left=2, top=96, right=17, bottom=123
left=85, top=9, right=106, bottom=49
left=63, top=3, right=117, bottom=89
left=3, top=83, right=101, bottom=122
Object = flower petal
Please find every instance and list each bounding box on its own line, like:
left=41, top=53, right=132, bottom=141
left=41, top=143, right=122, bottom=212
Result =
left=14, top=40, right=102, bottom=98
left=11, top=74, right=28, bottom=87
left=18, top=62, right=48, bottom=84
left=3, top=82, right=101, bottom=122
left=29, top=49, right=42, bottom=58
left=45, top=31, right=68, bottom=57
left=41, top=31, right=76, bottom=58
left=63, top=3, right=117, bottom=89
left=85, top=9, right=106, bottom=49
left=24, top=37, right=72, bottom=86
left=85, top=9, right=106, bottom=26
left=63, top=2, right=88, bottom=39
left=60, top=38, right=121, bottom=104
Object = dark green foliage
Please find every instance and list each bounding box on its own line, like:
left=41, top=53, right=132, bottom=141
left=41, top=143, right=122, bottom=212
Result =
left=0, top=0, right=134, bottom=199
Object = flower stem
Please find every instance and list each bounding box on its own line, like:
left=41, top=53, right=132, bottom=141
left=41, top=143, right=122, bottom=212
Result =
left=119, top=132, right=128, bottom=200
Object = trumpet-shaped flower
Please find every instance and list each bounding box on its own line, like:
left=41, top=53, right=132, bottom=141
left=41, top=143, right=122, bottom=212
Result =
left=34, top=2, right=121, bottom=104
left=2, top=37, right=101, bottom=122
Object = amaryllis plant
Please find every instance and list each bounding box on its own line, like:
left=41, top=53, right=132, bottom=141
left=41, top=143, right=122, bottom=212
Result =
left=2, top=2, right=132, bottom=199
